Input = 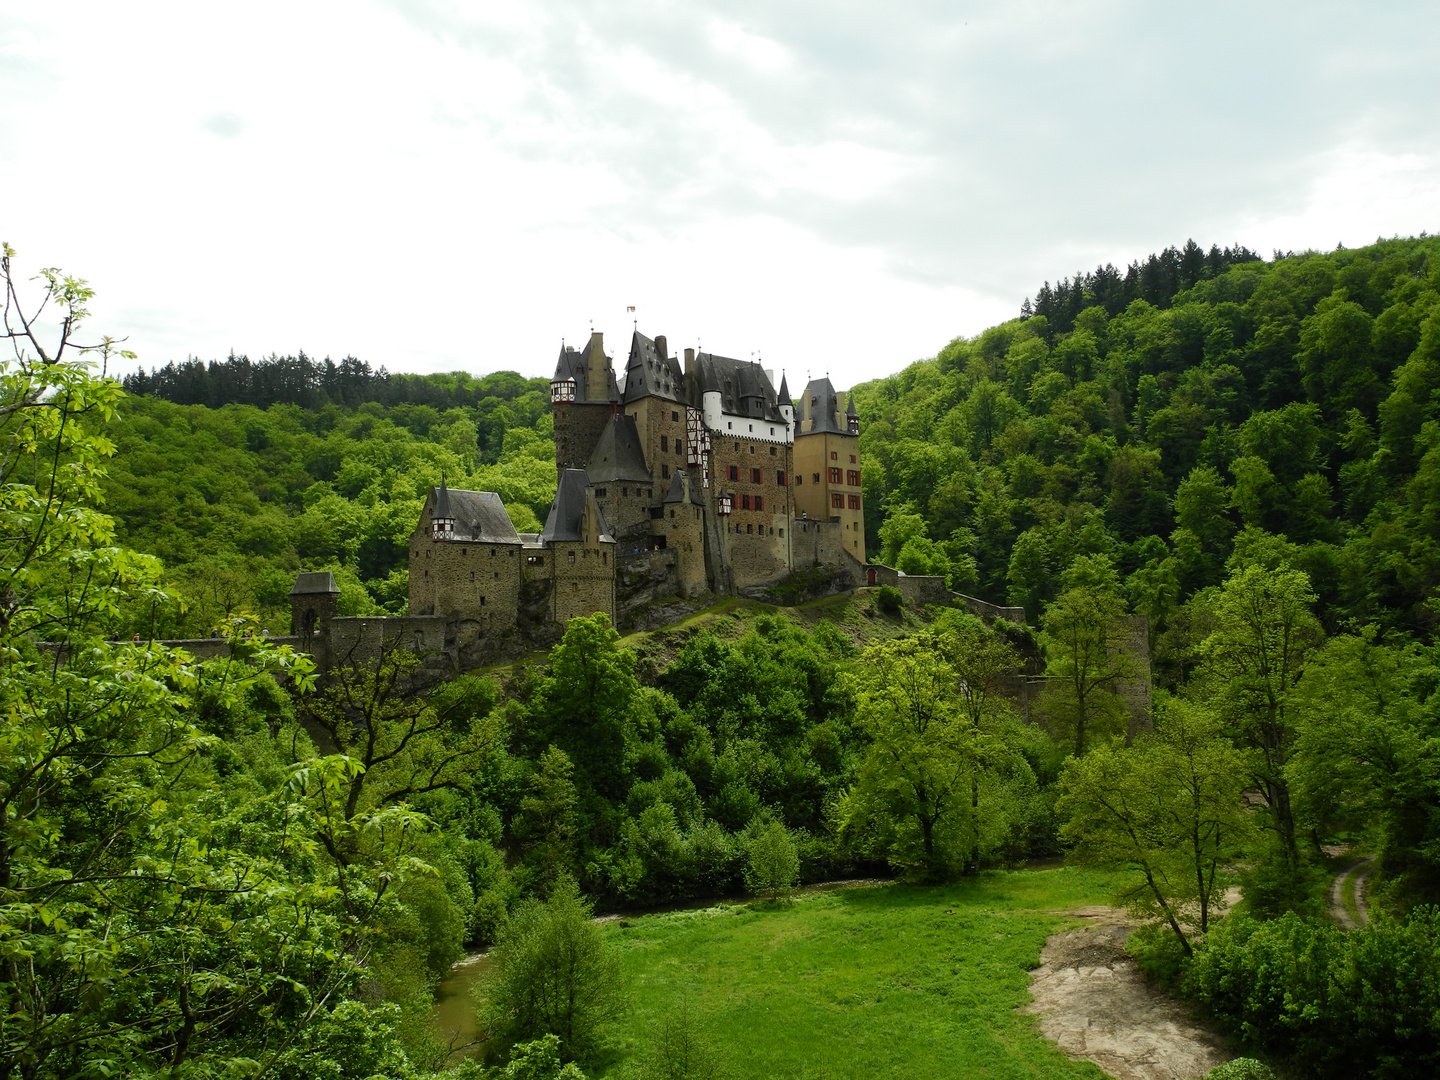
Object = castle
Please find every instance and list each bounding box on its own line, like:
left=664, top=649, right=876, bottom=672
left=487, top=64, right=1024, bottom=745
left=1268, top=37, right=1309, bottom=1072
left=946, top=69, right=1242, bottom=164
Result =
left=288, top=329, right=873, bottom=670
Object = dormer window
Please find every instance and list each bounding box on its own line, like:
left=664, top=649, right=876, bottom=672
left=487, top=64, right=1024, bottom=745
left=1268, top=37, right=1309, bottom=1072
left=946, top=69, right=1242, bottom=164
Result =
left=432, top=516, right=455, bottom=541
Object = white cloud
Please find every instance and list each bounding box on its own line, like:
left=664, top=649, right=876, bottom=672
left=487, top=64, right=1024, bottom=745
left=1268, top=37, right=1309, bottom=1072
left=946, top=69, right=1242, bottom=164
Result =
left=0, top=0, right=1436, bottom=393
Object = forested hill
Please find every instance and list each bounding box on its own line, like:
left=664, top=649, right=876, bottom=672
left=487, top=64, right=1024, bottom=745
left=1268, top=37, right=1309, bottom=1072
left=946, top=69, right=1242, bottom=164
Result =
left=101, top=365, right=558, bottom=638
left=852, top=235, right=1439, bottom=670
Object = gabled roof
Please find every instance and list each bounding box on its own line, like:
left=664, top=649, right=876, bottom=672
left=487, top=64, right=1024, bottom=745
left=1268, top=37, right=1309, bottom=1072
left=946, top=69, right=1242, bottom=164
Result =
left=694, top=352, right=787, bottom=422
left=622, top=330, right=686, bottom=405
left=801, top=376, right=847, bottom=435
left=541, top=469, right=615, bottom=544
left=663, top=469, right=699, bottom=504
left=427, top=486, right=522, bottom=544
left=587, top=414, right=651, bottom=484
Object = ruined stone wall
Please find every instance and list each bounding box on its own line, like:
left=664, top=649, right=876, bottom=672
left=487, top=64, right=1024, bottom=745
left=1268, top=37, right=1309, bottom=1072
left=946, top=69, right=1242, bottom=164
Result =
left=549, top=540, right=617, bottom=625
left=864, top=563, right=1026, bottom=621
left=553, top=401, right=613, bottom=473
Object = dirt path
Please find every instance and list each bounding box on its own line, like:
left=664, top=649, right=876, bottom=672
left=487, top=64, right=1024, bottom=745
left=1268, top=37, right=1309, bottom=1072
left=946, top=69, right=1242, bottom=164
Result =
left=1021, top=906, right=1233, bottom=1080
left=1328, top=856, right=1375, bottom=930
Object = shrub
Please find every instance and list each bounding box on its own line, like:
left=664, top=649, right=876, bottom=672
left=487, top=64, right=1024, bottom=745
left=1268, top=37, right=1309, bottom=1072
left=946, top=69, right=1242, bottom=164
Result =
left=1187, top=908, right=1440, bottom=1077
left=744, top=820, right=800, bottom=902
left=876, top=585, right=904, bottom=614
left=1203, top=1060, right=1276, bottom=1080
left=481, top=876, right=629, bottom=1062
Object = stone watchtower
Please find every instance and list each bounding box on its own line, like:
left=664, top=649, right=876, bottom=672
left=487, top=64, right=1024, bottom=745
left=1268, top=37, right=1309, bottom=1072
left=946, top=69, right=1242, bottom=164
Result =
left=290, top=571, right=341, bottom=639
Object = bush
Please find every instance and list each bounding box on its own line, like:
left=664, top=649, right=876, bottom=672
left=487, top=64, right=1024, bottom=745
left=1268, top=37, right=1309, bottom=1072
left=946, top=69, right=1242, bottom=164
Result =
left=1204, top=1060, right=1276, bottom=1080
left=635, top=996, right=725, bottom=1080
left=481, top=876, right=629, bottom=1062
left=1187, top=908, right=1440, bottom=1077
left=744, top=820, right=800, bottom=902
left=876, top=585, right=904, bottom=614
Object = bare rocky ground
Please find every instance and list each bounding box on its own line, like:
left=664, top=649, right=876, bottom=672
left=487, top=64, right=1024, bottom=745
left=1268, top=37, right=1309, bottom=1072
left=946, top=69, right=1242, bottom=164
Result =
left=1022, top=906, right=1233, bottom=1080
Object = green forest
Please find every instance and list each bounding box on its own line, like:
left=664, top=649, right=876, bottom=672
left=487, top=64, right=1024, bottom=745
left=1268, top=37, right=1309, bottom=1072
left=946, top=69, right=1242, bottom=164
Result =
left=3, top=235, right=1437, bottom=1080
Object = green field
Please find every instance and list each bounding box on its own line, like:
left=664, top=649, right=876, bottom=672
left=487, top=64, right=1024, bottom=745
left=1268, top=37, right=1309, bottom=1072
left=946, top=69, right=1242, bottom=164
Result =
left=596, top=868, right=1124, bottom=1079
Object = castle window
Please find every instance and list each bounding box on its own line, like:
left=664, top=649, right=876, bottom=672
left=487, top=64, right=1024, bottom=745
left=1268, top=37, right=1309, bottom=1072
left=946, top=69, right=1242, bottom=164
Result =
left=813, top=473, right=820, bottom=483
left=480, top=596, right=486, bottom=606
left=811, top=398, right=818, bottom=407
left=741, top=494, right=751, bottom=510
left=462, top=548, right=468, bottom=557
left=596, top=488, right=607, bottom=497
left=832, top=493, right=844, bottom=509
left=755, top=495, right=764, bottom=511
left=727, top=422, right=732, bottom=429
left=770, top=427, right=774, bottom=435
left=849, top=494, right=862, bottom=510
left=568, top=552, right=576, bottom=564
left=469, top=571, right=475, bottom=581
left=603, top=552, right=608, bottom=565
left=424, top=569, right=430, bottom=577
left=769, top=446, right=776, bottom=456
left=750, top=468, right=761, bottom=484
left=748, top=424, right=753, bottom=432
left=795, top=474, right=802, bottom=484
left=778, top=528, right=784, bottom=537
left=829, top=467, right=842, bottom=483
left=661, top=436, right=668, bottom=452
left=494, top=571, right=500, bottom=580
left=777, top=471, right=786, bottom=485
left=669, top=509, right=675, bottom=518
left=527, top=555, right=544, bottom=565
left=831, top=451, right=838, bottom=460
left=622, top=487, right=628, bottom=496
left=747, top=524, right=753, bottom=534
left=510, top=548, right=516, bottom=556
left=848, top=469, right=861, bottom=486
left=490, top=547, right=495, bottom=556
left=850, top=455, right=857, bottom=464
left=728, top=465, right=738, bottom=481
left=671, top=410, right=679, bottom=421
left=662, top=464, right=670, bottom=479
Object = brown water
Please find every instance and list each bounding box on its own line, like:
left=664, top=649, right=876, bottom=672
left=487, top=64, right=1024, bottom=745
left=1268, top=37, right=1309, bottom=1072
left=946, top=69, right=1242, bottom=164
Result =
left=430, top=950, right=492, bottom=1062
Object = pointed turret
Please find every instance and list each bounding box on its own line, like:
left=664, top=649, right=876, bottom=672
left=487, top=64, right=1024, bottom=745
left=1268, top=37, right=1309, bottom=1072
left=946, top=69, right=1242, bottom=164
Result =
left=846, top=391, right=859, bottom=435
left=778, top=372, right=794, bottom=427
left=432, top=476, right=456, bottom=540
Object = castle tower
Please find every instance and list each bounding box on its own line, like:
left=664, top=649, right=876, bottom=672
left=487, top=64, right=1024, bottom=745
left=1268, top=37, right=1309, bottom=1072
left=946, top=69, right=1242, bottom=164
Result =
left=793, top=377, right=864, bottom=561
left=662, top=469, right=707, bottom=598
left=551, top=331, right=619, bottom=475
left=290, top=571, right=341, bottom=638
left=542, top=468, right=617, bottom=625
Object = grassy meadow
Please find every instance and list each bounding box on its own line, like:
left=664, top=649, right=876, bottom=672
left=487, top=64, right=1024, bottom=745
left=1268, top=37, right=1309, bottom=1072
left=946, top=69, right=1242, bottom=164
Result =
left=596, top=867, right=1124, bottom=1079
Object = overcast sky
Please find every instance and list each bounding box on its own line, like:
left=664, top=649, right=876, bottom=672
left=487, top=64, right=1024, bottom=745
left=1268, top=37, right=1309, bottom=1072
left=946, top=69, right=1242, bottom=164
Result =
left=2, top=1, right=1437, bottom=391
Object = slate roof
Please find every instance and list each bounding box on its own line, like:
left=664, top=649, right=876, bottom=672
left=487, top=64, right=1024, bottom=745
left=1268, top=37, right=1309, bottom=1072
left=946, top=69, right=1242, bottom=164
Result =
left=622, top=330, right=686, bottom=405
left=541, top=469, right=615, bottom=544
left=427, top=486, right=522, bottom=544
left=662, top=469, right=699, bottom=504
left=549, top=336, right=616, bottom=403
left=777, top=371, right=791, bottom=405
left=291, top=571, right=339, bottom=595
left=801, top=376, right=847, bottom=435
left=587, top=414, right=652, bottom=484
left=694, top=352, right=787, bottom=422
